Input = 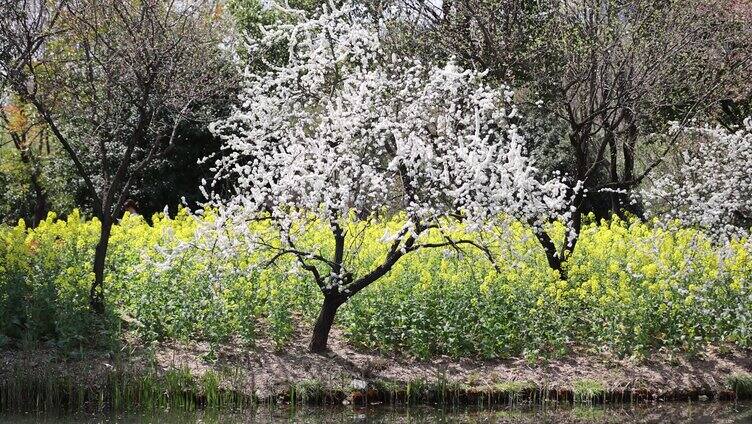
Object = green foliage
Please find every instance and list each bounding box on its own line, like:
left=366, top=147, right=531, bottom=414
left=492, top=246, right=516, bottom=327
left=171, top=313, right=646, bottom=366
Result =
left=0, top=211, right=750, bottom=358
left=0, top=141, right=79, bottom=225
left=573, top=379, right=605, bottom=404
left=0, top=146, right=31, bottom=221
left=342, top=217, right=752, bottom=358
left=0, top=365, right=252, bottom=413
left=494, top=381, right=537, bottom=403
left=227, top=0, right=326, bottom=37
left=290, top=379, right=327, bottom=404
left=727, top=373, right=752, bottom=397
left=0, top=211, right=115, bottom=350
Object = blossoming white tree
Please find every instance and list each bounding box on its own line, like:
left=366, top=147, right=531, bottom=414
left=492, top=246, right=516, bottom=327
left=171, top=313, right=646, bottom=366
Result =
left=208, top=2, right=570, bottom=352
left=643, top=118, right=752, bottom=241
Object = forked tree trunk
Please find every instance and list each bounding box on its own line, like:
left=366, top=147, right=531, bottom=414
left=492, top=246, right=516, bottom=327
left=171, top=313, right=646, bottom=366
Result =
left=530, top=204, right=582, bottom=281
left=534, top=228, right=566, bottom=279
left=90, top=216, right=113, bottom=314
left=309, top=294, right=345, bottom=353
left=307, top=230, right=416, bottom=353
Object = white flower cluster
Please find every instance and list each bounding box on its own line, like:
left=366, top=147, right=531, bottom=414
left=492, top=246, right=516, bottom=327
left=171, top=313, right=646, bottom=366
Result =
left=643, top=118, right=752, bottom=241
left=205, top=2, right=569, bottom=257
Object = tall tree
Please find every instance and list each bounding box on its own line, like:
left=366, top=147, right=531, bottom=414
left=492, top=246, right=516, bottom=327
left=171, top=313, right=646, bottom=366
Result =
left=206, top=2, right=570, bottom=352
left=399, top=0, right=752, bottom=276
left=0, top=0, right=235, bottom=313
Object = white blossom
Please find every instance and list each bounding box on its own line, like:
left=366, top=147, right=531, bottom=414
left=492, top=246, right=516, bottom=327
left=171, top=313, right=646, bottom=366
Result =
left=204, top=1, right=570, bottom=289
left=643, top=118, right=752, bottom=241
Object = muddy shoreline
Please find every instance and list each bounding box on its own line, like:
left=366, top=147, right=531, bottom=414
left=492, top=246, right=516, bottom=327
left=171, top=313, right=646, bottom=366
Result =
left=1, top=330, right=751, bottom=412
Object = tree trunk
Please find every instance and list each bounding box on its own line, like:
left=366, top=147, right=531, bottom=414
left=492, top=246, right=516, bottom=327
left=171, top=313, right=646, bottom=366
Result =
left=309, top=294, right=344, bottom=353
left=30, top=172, right=48, bottom=227
left=606, top=126, right=620, bottom=216
left=531, top=223, right=566, bottom=279
left=14, top=139, right=48, bottom=227
left=90, top=216, right=113, bottom=314
left=543, top=247, right=566, bottom=280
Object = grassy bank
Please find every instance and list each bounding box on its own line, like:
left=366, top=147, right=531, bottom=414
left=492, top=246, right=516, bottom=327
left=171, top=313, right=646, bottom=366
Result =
left=1, top=211, right=751, bottom=413
left=2, top=367, right=746, bottom=414
left=0, top=366, right=251, bottom=413
left=1, top=334, right=751, bottom=414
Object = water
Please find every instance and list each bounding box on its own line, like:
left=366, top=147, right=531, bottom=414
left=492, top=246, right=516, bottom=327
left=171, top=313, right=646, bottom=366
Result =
left=3, top=403, right=751, bottom=423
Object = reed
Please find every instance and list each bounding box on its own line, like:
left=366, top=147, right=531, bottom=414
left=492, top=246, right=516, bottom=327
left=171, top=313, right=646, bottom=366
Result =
left=2, top=367, right=750, bottom=414
left=0, top=365, right=254, bottom=414
left=726, top=373, right=752, bottom=398
left=573, top=379, right=605, bottom=404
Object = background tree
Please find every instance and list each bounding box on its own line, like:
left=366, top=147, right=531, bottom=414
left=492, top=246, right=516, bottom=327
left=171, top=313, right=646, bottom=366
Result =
left=396, top=0, right=752, bottom=276
left=227, top=0, right=326, bottom=35
left=206, top=3, right=570, bottom=352
left=0, top=97, right=50, bottom=226
left=0, top=0, right=236, bottom=313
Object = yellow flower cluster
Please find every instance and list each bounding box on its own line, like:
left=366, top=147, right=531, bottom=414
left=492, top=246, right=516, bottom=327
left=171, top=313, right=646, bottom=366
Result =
left=0, top=211, right=749, bottom=356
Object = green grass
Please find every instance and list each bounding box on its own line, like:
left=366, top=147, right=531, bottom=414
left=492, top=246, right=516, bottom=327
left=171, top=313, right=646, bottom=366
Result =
left=726, top=373, right=752, bottom=397
left=494, top=381, right=536, bottom=394
left=0, top=365, right=253, bottom=414
left=573, top=379, right=605, bottom=404
left=290, top=379, right=327, bottom=404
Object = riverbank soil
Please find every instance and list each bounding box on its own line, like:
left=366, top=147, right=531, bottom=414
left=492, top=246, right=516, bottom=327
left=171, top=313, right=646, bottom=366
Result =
left=1, top=326, right=750, bottom=408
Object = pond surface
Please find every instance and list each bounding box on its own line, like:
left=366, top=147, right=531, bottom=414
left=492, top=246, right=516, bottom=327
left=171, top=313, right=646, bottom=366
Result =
left=3, top=402, right=751, bottom=423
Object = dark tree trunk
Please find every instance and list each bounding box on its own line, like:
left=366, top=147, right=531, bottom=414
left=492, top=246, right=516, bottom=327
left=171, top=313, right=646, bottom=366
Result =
left=531, top=223, right=566, bottom=279
left=531, top=203, right=583, bottom=280
left=620, top=107, right=642, bottom=218
left=90, top=215, right=113, bottom=314
left=306, top=230, right=417, bottom=353
left=442, top=0, right=452, bottom=20
left=606, top=126, right=620, bottom=216
left=30, top=172, right=48, bottom=227
left=309, top=294, right=345, bottom=353
left=11, top=136, right=48, bottom=227
left=529, top=120, right=589, bottom=279
left=543, top=244, right=566, bottom=279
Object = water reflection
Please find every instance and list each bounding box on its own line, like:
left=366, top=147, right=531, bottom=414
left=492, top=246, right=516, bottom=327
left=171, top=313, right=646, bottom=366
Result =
left=4, top=402, right=751, bottom=423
